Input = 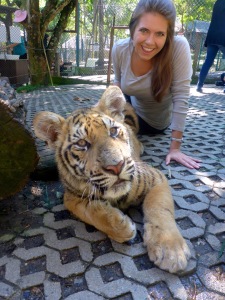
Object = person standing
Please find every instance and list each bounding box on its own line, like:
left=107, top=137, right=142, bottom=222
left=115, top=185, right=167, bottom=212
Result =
left=4, top=10, right=27, bottom=59
left=13, top=10, right=27, bottom=59
left=196, top=0, right=225, bottom=92
left=112, top=0, right=201, bottom=169
left=10, top=36, right=27, bottom=59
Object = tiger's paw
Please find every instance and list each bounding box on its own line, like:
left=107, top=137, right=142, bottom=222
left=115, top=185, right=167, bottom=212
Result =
left=144, top=223, right=191, bottom=273
left=107, top=213, right=137, bottom=243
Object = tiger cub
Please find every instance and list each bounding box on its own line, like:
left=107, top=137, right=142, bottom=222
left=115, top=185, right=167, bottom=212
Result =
left=33, top=86, right=190, bottom=273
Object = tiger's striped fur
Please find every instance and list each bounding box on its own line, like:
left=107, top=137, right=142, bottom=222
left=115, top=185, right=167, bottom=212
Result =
left=33, top=86, right=191, bottom=273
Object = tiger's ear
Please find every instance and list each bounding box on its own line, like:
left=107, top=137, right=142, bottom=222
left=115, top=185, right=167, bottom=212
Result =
left=33, top=111, right=65, bottom=149
left=95, top=86, right=126, bottom=122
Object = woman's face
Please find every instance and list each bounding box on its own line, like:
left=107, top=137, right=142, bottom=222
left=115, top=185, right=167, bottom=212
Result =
left=132, top=12, right=168, bottom=61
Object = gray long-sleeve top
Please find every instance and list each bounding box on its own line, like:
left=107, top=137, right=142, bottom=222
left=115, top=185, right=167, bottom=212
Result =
left=112, top=36, right=192, bottom=132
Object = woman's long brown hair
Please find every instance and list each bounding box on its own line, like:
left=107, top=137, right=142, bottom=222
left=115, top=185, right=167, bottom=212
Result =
left=129, top=0, right=176, bottom=102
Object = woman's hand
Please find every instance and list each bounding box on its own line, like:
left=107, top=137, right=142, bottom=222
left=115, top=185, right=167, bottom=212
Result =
left=166, top=149, right=201, bottom=169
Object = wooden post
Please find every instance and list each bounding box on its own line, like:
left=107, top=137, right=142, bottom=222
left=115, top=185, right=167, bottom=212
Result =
left=107, top=25, right=129, bottom=85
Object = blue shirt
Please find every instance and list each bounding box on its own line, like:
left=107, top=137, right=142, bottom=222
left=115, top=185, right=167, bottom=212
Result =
left=12, top=37, right=26, bottom=56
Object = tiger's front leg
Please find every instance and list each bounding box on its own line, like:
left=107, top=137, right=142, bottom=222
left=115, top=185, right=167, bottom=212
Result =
left=64, top=190, right=136, bottom=243
left=142, top=179, right=191, bottom=273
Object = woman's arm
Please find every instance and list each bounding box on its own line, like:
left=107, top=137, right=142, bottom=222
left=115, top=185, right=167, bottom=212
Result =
left=166, top=37, right=201, bottom=168
left=111, top=41, right=122, bottom=86
left=166, top=129, right=201, bottom=169
left=6, top=43, right=19, bottom=49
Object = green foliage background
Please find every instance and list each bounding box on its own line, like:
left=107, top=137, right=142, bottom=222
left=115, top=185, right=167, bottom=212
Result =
left=0, top=0, right=216, bottom=83
left=0, top=0, right=215, bottom=46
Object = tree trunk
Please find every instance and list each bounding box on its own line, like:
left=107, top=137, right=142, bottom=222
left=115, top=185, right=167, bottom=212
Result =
left=25, top=1, right=49, bottom=85
left=0, top=103, right=39, bottom=199
left=23, top=0, right=77, bottom=85
left=46, top=1, right=77, bottom=69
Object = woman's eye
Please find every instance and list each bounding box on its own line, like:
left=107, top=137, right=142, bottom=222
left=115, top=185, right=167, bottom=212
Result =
left=156, top=32, right=165, bottom=37
left=110, top=127, right=119, bottom=138
left=76, top=139, right=90, bottom=149
left=140, top=28, right=148, bottom=33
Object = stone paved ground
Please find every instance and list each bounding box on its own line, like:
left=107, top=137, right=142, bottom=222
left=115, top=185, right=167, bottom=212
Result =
left=0, top=83, right=225, bottom=300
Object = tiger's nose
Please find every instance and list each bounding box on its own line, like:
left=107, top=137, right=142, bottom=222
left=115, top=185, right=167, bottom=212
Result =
left=105, top=160, right=124, bottom=175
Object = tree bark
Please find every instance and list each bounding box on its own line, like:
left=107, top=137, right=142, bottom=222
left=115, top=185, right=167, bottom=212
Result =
left=23, top=0, right=77, bottom=85
left=24, top=1, right=47, bottom=85
left=46, top=0, right=77, bottom=69
left=0, top=103, right=39, bottom=199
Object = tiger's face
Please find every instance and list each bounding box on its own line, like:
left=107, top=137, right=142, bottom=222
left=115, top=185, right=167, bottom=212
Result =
left=33, top=86, right=140, bottom=204
left=57, top=109, right=134, bottom=201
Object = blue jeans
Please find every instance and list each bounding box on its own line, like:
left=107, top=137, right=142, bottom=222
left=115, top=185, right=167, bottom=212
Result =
left=198, top=44, right=225, bottom=88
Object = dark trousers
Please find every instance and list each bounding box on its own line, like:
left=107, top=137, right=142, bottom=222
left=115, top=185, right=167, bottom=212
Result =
left=198, top=44, right=225, bottom=88
left=19, top=53, right=27, bottom=59
left=124, top=94, right=166, bottom=135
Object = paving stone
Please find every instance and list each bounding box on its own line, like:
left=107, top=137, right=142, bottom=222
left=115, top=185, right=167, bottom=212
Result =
left=198, top=251, right=225, bottom=267
left=196, top=292, right=225, bottom=300
left=0, top=234, right=15, bottom=242
left=0, top=84, right=224, bottom=299
left=177, top=208, right=205, bottom=225
left=205, top=234, right=222, bottom=251
left=173, top=194, right=209, bottom=212
left=64, top=290, right=105, bottom=300
left=199, top=174, right=225, bottom=188
left=93, top=252, right=193, bottom=298
left=170, top=178, right=212, bottom=193
left=209, top=205, right=225, bottom=220
left=111, top=237, right=146, bottom=257
left=4, top=257, right=21, bottom=284
left=44, top=280, right=62, bottom=300
left=213, top=187, right=225, bottom=198
left=208, top=222, right=225, bottom=235
left=86, top=267, right=150, bottom=300
left=14, top=246, right=87, bottom=278
left=172, top=188, right=210, bottom=212
left=18, top=271, right=45, bottom=289
left=0, top=282, right=14, bottom=298
left=197, top=266, right=225, bottom=294
left=32, top=207, right=48, bottom=215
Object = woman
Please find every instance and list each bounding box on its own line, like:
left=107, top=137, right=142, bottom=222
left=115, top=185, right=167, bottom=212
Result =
left=112, top=0, right=201, bottom=169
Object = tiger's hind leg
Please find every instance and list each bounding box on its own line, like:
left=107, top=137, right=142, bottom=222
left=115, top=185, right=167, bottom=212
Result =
left=64, top=190, right=136, bottom=243
left=142, top=178, right=191, bottom=273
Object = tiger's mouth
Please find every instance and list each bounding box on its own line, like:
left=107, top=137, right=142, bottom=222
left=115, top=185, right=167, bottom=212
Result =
left=113, top=178, right=126, bottom=186
left=112, top=177, right=131, bottom=190
left=103, top=177, right=131, bottom=200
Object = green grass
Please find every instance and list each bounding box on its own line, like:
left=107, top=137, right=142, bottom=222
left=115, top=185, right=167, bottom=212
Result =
left=16, top=84, right=44, bottom=93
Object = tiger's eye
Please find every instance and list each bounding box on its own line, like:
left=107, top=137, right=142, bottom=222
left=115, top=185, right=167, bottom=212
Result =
left=77, top=139, right=87, bottom=147
left=110, top=127, right=119, bottom=137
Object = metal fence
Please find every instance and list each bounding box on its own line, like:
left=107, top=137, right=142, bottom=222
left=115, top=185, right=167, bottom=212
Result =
left=58, top=0, right=223, bottom=83
left=184, top=19, right=224, bottom=77
left=0, top=0, right=223, bottom=85
left=58, top=1, right=138, bottom=79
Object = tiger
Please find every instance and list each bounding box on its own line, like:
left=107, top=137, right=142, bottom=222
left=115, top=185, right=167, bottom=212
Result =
left=33, top=85, right=191, bottom=273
